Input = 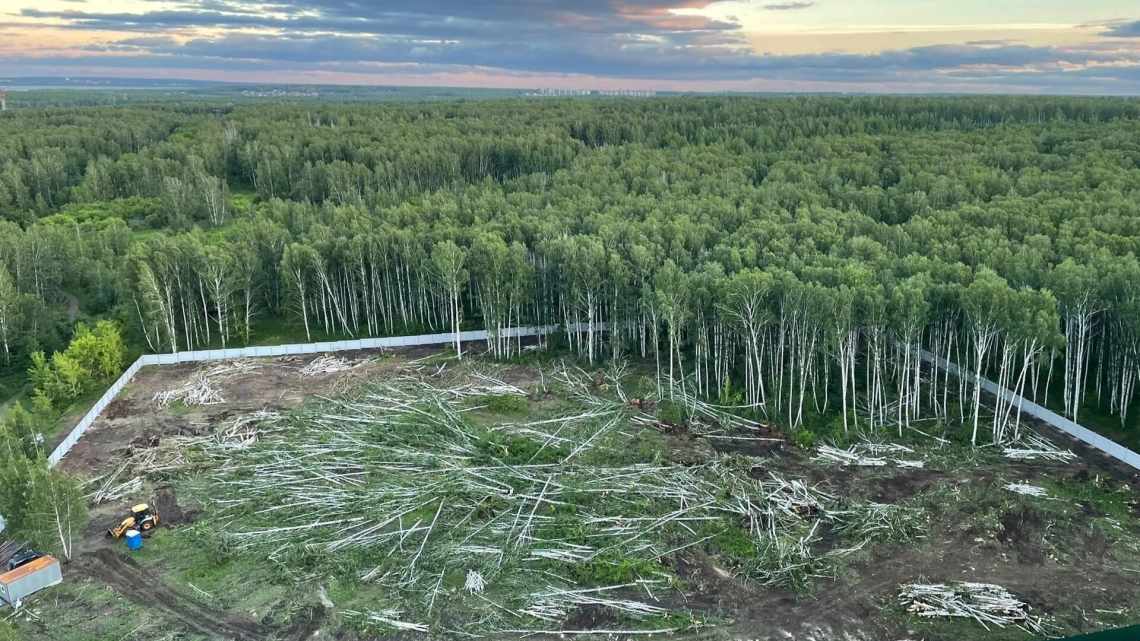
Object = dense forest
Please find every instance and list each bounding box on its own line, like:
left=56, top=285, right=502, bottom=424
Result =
left=2, top=95, right=1140, bottom=448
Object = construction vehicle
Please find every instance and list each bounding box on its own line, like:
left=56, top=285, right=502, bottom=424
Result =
left=107, top=504, right=160, bottom=539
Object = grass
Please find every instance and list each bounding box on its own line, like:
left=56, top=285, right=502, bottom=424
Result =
left=45, top=387, right=107, bottom=442
left=1041, top=474, right=1136, bottom=521
left=476, top=392, right=530, bottom=414
left=130, top=525, right=291, bottom=623
left=13, top=575, right=208, bottom=641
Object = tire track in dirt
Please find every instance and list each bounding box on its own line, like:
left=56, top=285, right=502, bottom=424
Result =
left=74, top=548, right=269, bottom=641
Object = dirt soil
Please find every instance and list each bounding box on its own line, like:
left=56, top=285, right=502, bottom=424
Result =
left=58, top=349, right=421, bottom=477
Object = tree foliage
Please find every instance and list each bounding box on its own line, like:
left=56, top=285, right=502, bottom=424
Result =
left=2, top=96, right=1140, bottom=441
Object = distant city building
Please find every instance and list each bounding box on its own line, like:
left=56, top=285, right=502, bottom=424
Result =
left=527, top=88, right=656, bottom=98
left=240, top=88, right=320, bottom=98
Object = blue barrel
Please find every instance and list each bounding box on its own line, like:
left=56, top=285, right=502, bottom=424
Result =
left=124, top=529, right=143, bottom=551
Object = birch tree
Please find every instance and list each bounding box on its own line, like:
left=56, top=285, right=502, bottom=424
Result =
left=282, top=243, right=319, bottom=341
left=432, top=240, right=468, bottom=359
left=0, top=268, right=18, bottom=365
left=1050, top=259, right=1101, bottom=422
left=724, top=268, right=774, bottom=411
left=962, top=269, right=1009, bottom=445
left=655, top=260, right=690, bottom=400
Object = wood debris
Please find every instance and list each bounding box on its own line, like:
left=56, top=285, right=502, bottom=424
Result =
left=898, top=582, right=1045, bottom=633
left=152, top=359, right=260, bottom=408
left=343, top=610, right=428, bottom=632
left=1002, top=434, right=1077, bottom=463
left=814, top=444, right=924, bottom=469
left=152, top=373, right=223, bottom=408
left=300, top=354, right=371, bottom=377
left=1004, top=482, right=1048, bottom=498
left=84, top=466, right=143, bottom=505
left=464, top=570, right=486, bottom=594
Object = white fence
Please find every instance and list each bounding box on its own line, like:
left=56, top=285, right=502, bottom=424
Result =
left=919, top=349, right=1140, bottom=472
left=47, top=324, right=564, bottom=467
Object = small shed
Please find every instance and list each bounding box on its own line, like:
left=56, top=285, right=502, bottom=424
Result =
left=0, top=555, right=62, bottom=606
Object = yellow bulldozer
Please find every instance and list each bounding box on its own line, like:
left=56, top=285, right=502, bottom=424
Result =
left=107, top=503, right=160, bottom=539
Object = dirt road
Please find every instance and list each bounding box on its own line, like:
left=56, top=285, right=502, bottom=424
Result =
left=73, top=548, right=270, bottom=641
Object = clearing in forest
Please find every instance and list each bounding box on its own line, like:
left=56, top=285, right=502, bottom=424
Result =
left=16, top=348, right=1140, bottom=641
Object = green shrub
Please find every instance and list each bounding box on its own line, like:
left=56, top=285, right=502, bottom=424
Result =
left=791, top=429, right=816, bottom=450
left=716, top=380, right=745, bottom=407
left=481, top=393, right=528, bottom=414
left=657, top=399, right=687, bottom=426
left=570, top=554, right=662, bottom=585
left=0, top=621, right=20, bottom=641
left=27, top=320, right=125, bottom=410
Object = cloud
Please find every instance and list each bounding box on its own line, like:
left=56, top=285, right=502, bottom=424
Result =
left=762, top=2, right=815, bottom=10
left=1103, top=20, right=1140, bottom=38
left=5, top=1, right=1140, bottom=93
left=19, top=2, right=739, bottom=36
left=53, top=33, right=1134, bottom=88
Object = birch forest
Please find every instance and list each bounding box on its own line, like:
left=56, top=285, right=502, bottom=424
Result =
left=3, top=96, right=1140, bottom=445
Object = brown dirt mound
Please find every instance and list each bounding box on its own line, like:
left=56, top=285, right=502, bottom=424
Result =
left=998, top=506, right=1047, bottom=564
left=666, top=433, right=716, bottom=466
left=153, top=486, right=189, bottom=526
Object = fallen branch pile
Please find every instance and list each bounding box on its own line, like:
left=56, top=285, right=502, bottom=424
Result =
left=834, top=502, right=927, bottom=542
left=899, top=582, right=1045, bottom=634
left=814, top=443, right=924, bottom=469
left=84, top=463, right=143, bottom=505
left=300, top=354, right=372, bottom=377
left=152, top=359, right=261, bottom=408
left=1004, top=482, right=1049, bottom=498
left=152, top=374, right=222, bottom=408
left=1002, top=434, right=1077, bottom=463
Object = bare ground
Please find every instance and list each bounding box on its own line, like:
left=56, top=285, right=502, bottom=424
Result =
left=58, top=349, right=425, bottom=477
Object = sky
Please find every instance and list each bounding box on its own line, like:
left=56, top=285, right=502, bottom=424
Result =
left=1, top=1, right=1139, bottom=94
